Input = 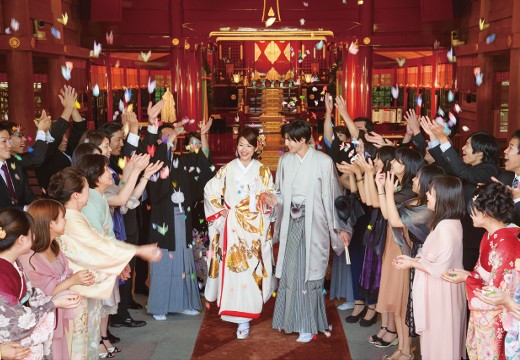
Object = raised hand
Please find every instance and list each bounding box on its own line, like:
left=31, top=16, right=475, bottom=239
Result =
left=200, top=117, right=213, bottom=135
left=35, top=110, right=52, bottom=132
left=334, top=96, right=348, bottom=118
left=404, top=109, right=420, bottom=135
left=384, top=171, right=399, bottom=194
left=364, top=131, right=387, bottom=148
left=58, top=85, right=77, bottom=110
left=133, top=153, right=151, bottom=172
left=325, top=94, right=333, bottom=114
left=148, top=100, right=164, bottom=126
left=143, top=160, right=164, bottom=179
left=419, top=116, right=437, bottom=141
left=375, top=170, right=386, bottom=191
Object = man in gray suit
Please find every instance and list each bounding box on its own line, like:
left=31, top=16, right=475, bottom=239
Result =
left=267, top=120, right=352, bottom=343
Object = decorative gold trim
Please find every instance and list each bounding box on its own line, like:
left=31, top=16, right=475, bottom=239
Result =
left=363, top=37, right=371, bottom=45
left=184, top=40, right=190, bottom=50
left=508, top=35, right=512, bottom=47
left=8, top=37, right=20, bottom=48
left=30, top=38, right=36, bottom=49
left=210, top=30, right=333, bottom=42
left=172, top=38, right=180, bottom=46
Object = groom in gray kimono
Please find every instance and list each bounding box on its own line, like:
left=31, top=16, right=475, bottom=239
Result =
left=266, top=120, right=352, bottom=343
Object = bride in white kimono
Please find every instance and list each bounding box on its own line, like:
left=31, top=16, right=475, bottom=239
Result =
left=204, top=128, right=275, bottom=339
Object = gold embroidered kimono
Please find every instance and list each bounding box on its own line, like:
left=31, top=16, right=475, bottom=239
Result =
left=204, top=159, right=274, bottom=323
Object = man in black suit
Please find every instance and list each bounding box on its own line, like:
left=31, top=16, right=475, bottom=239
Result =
left=420, top=118, right=500, bottom=270
left=498, top=129, right=520, bottom=225
left=0, top=123, right=35, bottom=210
left=36, top=86, right=87, bottom=190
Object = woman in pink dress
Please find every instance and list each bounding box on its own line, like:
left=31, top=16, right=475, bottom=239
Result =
left=394, top=176, right=467, bottom=360
left=442, top=181, right=520, bottom=360
left=19, top=199, right=95, bottom=360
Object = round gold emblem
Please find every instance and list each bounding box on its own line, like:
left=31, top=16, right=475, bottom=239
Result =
left=309, top=94, right=315, bottom=100
left=231, top=94, right=237, bottom=100
left=363, top=37, right=371, bottom=45
left=172, top=38, right=180, bottom=46
left=8, top=37, right=20, bottom=48
left=184, top=41, right=190, bottom=50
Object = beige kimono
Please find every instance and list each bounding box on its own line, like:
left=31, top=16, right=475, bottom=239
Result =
left=273, top=148, right=350, bottom=282
left=59, top=209, right=136, bottom=299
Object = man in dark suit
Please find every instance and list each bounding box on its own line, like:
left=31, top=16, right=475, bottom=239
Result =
left=498, top=129, right=520, bottom=225
left=36, top=86, right=87, bottom=190
left=0, top=123, right=35, bottom=210
left=420, top=118, right=500, bottom=270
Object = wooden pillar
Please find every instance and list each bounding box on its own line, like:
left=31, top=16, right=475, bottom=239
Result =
left=2, top=0, right=34, bottom=131
left=509, top=0, right=520, bottom=134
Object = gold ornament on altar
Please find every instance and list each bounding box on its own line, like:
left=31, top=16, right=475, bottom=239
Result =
left=161, top=87, right=177, bottom=122
left=8, top=37, right=20, bottom=48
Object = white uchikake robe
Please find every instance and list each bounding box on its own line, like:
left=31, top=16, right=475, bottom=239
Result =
left=203, top=159, right=275, bottom=323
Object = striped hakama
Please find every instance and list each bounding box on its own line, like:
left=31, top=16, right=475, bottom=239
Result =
left=272, top=207, right=329, bottom=334
left=147, top=208, right=202, bottom=315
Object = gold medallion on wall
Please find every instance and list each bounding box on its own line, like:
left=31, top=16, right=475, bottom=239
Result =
left=8, top=37, right=20, bottom=48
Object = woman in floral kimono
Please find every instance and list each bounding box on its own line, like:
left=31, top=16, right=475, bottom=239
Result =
left=19, top=199, right=95, bottom=360
left=204, top=128, right=275, bottom=339
left=443, top=181, right=520, bottom=360
left=0, top=208, right=81, bottom=360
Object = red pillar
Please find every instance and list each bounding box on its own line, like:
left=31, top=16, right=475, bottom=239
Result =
left=184, top=47, right=203, bottom=121
left=106, top=53, right=113, bottom=121
left=2, top=0, right=35, bottom=131
left=47, top=0, right=65, bottom=119
left=170, top=0, right=186, bottom=119
left=344, top=0, right=373, bottom=119
left=346, top=46, right=373, bottom=119
left=508, top=0, right=520, bottom=135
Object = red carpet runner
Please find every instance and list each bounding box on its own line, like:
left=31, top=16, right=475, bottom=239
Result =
left=191, top=297, right=352, bottom=359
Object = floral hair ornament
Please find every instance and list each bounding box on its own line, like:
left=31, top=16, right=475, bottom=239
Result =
left=0, top=226, right=6, bottom=240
